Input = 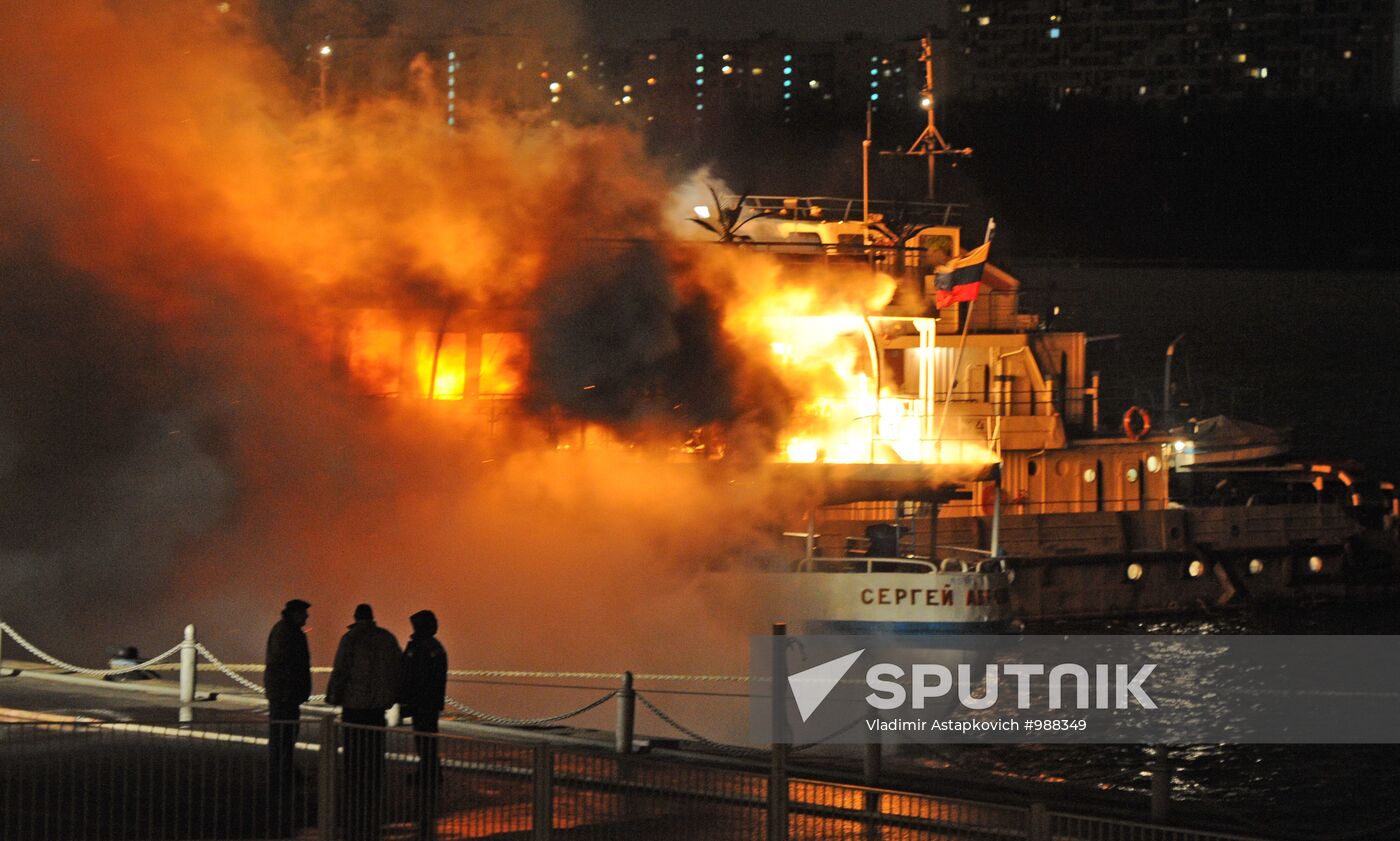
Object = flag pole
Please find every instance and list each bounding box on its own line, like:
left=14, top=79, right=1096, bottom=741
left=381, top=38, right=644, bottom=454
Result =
left=933, top=218, right=996, bottom=457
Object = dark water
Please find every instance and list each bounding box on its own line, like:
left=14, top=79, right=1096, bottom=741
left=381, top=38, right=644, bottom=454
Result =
left=931, top=604, right=1400, bottom=839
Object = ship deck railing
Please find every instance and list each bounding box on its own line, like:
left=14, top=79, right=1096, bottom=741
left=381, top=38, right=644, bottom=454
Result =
left=733, top=194, right=968, bottom=226
left=793, top=556, right=1005, bottom=575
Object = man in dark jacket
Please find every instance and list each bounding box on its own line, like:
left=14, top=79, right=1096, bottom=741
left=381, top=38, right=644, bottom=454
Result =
left=399, top=610, right=448, bottom=839
left=265, top=598, right=311, bottom=837
left=326, top=604, right=401, bottom=841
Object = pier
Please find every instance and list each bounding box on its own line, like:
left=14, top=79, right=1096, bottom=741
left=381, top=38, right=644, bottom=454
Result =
left=1, top=618, right=1278, bottom=841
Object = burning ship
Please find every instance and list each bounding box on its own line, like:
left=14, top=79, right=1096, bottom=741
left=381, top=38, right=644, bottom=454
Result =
left=307, top=42, right=1396, bottom=630
left=324, top=183, right=1399, bottom=627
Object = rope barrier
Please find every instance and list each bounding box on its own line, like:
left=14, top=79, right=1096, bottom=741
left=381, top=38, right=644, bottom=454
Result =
left=192, top=643, right=267, bottom=694
left=0, top=623, right=182, bottom=677
left=634, top=691, right=766, bottom=757
left=143, top=663, right=756, bottom=684
left=0, top=620, right=743, bottom=733
left=445, top=691, right=617, bottom=727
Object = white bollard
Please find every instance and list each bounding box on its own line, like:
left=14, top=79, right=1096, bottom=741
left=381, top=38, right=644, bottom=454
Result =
left=179, top=624, right=197, bottom=706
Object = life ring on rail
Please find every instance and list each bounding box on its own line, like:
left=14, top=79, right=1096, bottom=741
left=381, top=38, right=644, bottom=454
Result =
left=1123, top=406, right=1152, bottom=441
left=980, top=484, right=1009, bottom=517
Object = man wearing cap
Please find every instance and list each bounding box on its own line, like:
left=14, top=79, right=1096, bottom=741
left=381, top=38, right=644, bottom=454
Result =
left=265, top=598, right=311, bottom=836
left=327, top=604, right=401, bottom=841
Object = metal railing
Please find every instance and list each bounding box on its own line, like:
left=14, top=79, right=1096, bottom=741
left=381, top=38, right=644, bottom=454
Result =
left=0, top=715, right=1283, bottom=841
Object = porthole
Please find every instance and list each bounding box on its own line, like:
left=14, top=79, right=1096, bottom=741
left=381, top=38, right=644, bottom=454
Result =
left=1126, top=563, right=1145, bottom=582
left=1308, top=555, right=1324, bottom=573
left=1055, top=460, right=1070, bottom=477
left=1083, top=468, right=1097, bottom=483
left=1028, top=461, right=1039, bottom=476
left=1186, top=560, right=1207, bottom=578
left=1126, top=467, right=1140, bottom=483
left=1146, top=455, right=1162, bottom=473
left=1247, top=558, right=1264, bottom=575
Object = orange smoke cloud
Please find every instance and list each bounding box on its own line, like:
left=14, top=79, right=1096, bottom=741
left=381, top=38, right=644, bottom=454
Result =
left=0, top=0, right=923, bottom=688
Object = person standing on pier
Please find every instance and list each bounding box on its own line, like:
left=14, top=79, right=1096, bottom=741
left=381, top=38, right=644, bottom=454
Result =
left=399, top=609, right=448, bottom=840
left=264, top=598, right=312, bottom=837
left=326, top=603, right=401, bottom=841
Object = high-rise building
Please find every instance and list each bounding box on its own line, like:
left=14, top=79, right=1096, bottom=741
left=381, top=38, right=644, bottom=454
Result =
left=948, top=0, right=1397, bottom=107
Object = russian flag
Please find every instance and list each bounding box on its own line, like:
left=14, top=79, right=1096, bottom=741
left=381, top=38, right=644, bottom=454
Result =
left=933, top=240, right=991, bottom=310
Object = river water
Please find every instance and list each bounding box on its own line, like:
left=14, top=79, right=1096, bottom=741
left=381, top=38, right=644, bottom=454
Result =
left=923, top=603, right=1400, bottom=839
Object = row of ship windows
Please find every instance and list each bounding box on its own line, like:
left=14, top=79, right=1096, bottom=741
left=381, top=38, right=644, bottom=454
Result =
left=1125, top=556, right=1325, bottom=581
left=1028, top=456, right=1163, bottom=482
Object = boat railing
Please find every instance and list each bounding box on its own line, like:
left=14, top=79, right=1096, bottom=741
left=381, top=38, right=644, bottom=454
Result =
left=796, top=556, right=939, bottom=574
left=733, top=194, right=967, bottom=226
left=794, top=556, right=1005, bottom=575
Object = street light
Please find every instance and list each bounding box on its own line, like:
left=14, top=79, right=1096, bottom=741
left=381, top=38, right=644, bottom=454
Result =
left=317, top=43, right=333, bottom=109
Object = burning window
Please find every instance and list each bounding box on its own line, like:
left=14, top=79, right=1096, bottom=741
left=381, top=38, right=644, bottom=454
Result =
left=479, top=332, right=527, bottom=396
left=414, top=331, right=467, bottom=400
left=347, top=313, right=403, bottom=396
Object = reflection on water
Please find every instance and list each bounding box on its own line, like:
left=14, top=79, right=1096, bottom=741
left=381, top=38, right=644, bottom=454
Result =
left=921, top=604, right=1400, bottom=838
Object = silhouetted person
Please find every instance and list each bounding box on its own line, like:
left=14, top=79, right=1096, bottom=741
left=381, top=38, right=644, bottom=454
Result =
left=265, top=598, right=311, bottom=838
left=326, top=604, right=400, bottom=841
left=399, top=610, right=447, bottom=840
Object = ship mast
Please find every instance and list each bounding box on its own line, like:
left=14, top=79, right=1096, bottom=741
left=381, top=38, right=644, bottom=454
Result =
left=899, top=35, right=972, bottom=201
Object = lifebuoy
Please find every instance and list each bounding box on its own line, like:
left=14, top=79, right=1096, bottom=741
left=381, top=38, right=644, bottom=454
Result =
left=979, top=484, right=1009, bottom=517
left=1123, top=406, right=1152, bottom=441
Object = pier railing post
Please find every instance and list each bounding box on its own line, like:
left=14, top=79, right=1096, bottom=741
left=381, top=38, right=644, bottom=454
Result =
left=318, top=714, right=338, bottom=841
left=532, top=742, right=553, bottom=841
left=179, top=624, right=197, bottom=706
left=768, top=622, right=789, bottom=841
left=1150, top=746, right=1172, bottom=821
left=615, top=671, right=635, bottom=754
left=862, top=742, right=882, bottom=841
left=1028, top=803, right=1048, bottom=841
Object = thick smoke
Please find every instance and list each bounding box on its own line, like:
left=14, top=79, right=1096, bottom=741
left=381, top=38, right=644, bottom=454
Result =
left=0, top=0, right=828, bottom=678
left=527, top=243, right=791, bottom=443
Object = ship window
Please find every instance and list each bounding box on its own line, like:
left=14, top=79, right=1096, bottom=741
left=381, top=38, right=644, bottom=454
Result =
left=1186, top=560, right=1206, bottom=578
left=1146, top=455, right=1162, bottom=473
left=1082, top=467, right=1097, bottom=483
left=1126, top=563, right=1144, bottom=582
left=1027, top=461, right=1039, bottom=476
left=415, top=331, right=468, bottom=400
left=347, top=317, right=402, bottom=396
left=1248, top=558, right=1265, bottom=575
left=1308, top=555, right=1324, bottom=573
left=1055, top=460, right=1070, bottom=477
left=1126, top=467, right=1140, bottom=483
left=479, top=332, right=528, bottom=396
